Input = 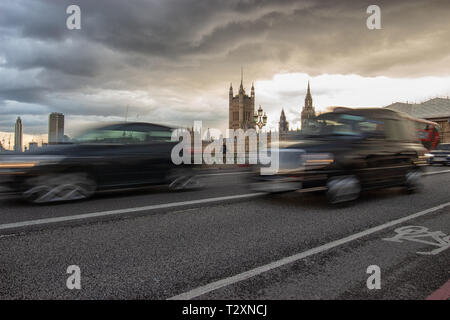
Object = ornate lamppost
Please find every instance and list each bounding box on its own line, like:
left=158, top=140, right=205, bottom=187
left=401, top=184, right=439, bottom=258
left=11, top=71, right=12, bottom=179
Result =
left=254, top=105, right=267, bottom=131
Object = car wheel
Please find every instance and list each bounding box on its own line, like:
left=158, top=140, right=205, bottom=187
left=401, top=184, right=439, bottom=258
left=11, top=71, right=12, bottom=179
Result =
left=168, top=174, right=202, bottom=191
left=405, top=170, right=423, bottom=193
left=23, top=172, right=96, bottom=204
left=326, top=175, right=361, bottom=204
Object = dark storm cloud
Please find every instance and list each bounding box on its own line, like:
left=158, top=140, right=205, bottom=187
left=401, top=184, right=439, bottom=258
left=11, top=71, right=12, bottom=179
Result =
left=3, top=0, right=450, bottom=71
left=0, top=0, right=450, bottom=133
left=5, top=0, right=446, bottom=75
left=0, top=87, right=48, bottom=104
left=64, top=0, right=450, bottom=75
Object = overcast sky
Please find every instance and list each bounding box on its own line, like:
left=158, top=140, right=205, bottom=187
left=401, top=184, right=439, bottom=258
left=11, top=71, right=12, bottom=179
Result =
left=1, top=0, right=450, bottom=146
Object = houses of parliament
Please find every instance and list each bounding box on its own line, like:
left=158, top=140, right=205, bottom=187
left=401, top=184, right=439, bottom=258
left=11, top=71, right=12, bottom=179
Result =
left=228, top=74, right=316, bottom=133
left=228, top=78, right=256, bottom=130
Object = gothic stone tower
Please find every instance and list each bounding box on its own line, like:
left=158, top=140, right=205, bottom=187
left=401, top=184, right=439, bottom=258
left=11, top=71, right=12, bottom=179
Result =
left=279, top=108, right=289, bottom=133
left=229, top=72, right=255, bottom=130
left=301, top=81, right=316, bottom=130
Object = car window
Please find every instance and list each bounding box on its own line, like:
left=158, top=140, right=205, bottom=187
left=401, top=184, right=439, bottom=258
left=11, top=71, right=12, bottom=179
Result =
left=74, top=129, right=150, bottom=144
left=148, top=130, right=173, bottom=142
left=384, top=119, right=416, bottom=142
left=74, top=127, right=173, bottom=144
left=304, top=113, right=384, bottom=138
left=357, top=120, right=385, bottom=139
left=437, top=144, right=450, bottom=150
left=304, top=114, right=363, bottom=137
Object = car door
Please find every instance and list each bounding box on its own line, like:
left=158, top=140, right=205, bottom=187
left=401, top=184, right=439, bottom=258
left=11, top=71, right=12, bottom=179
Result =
left=350, top=118, right=393, bottom=188
left=115, top=125, right=176, bottom=186
left=380, top=118, right=420, bottom=184
left=77, top=126, right=166, bottom=187
left=109, top=126, right=175, bottom=186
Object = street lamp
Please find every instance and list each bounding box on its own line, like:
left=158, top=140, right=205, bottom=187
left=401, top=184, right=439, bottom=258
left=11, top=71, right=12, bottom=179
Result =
left=254, top=105, right=267, bottom=130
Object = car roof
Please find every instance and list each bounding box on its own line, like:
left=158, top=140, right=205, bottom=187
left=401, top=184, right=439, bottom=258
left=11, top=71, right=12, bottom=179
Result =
left=331, top=107, right=406, bottom=120
left=92, top=122, right=175, bottom=132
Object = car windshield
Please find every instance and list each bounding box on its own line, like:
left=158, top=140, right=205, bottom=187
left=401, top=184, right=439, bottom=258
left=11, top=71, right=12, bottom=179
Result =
left=73, top=127, right=173, bottom=144
left=436, top=144, right=450, bottom=150
left=302, top=113, right=384, bottom=138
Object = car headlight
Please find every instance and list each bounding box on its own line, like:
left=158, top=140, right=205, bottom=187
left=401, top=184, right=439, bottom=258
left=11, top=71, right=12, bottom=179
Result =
left=0, top=156, right=65, bottom=170
left=303, top=153, right=334, bottom=166
left=0, top=161, right=38, bottom=169
left=424, top=153, right=434, bottom=158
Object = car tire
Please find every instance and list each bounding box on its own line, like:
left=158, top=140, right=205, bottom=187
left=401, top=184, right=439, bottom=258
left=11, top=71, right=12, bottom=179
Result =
left=326, top=175, right=361, bottom=204
left=23, top=172, right=96, bottom=204
left=168, top=174, right=202, bottom=191
left=405, top=170, right=423, bottom=193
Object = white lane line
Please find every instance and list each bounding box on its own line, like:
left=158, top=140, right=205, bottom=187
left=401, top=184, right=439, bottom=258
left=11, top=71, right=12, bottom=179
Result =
left=168, top=201, right=450, bottom=300
left=424, top=169, right=450, bottom=176
left=0, top=193, right=265, bottom=232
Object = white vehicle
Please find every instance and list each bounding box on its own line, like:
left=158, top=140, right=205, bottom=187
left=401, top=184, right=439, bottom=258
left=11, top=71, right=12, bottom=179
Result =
left=429, top=143, right=450, bottom=165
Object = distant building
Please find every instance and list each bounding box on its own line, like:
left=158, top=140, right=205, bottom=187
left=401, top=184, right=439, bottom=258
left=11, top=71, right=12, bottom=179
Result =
left=28, top=142, right=39, bottom=152
left=279, top=108, right=289, bottom=133
left=229, top=71, right=255, bottom=130
left=385, top=97, right=450, bottom=143
left=14, top=117, right=23, bottom=152
left=300, top=81, right=316, bottom=131
left=48, top=112, right=65, bottom=144
left=275, top=82, right=317, bottom=141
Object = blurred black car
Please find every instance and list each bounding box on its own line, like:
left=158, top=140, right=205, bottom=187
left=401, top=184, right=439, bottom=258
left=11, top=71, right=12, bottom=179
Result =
left=0, top=122, right=198, bottom=203
left=251, top=108, right=428, bottom=204
left=428, top=143, right=450, bottom=165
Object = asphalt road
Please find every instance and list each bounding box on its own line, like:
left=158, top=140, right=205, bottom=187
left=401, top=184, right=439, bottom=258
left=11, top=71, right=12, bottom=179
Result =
left=0, top=166, right=449, bottom=299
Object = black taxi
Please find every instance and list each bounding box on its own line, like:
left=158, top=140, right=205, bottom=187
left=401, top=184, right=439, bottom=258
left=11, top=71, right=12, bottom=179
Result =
left=251, top=108, right=428, bottom=204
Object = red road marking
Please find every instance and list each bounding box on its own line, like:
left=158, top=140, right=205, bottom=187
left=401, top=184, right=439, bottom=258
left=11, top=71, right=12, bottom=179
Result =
left=426, top=280, right=450, bottom=300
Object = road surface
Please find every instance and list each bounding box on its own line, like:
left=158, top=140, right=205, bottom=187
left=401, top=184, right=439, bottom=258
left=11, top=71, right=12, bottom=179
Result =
left=0, top=166, right=449, bottom=299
